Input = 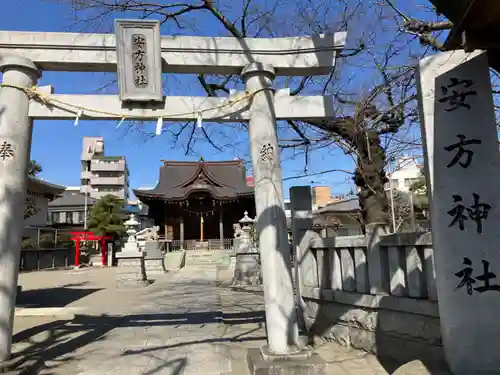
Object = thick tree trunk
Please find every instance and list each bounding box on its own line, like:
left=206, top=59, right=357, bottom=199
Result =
left=306, top=117, right=391, bottom=228
left=353, top=130, right=390, bottom=226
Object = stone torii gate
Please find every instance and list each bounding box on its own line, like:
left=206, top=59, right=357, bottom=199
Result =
left=0, top=25, right=346, bottom=367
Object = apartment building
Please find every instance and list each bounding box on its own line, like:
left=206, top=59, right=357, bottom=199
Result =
left=386, top=156, right=422, bottom=192
left=80, top=137, right=130, bottom=200
left=48, top=187, right=96, bottom=229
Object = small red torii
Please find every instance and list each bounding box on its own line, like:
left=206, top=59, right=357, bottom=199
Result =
left=70, top=232, right=113, bottom=268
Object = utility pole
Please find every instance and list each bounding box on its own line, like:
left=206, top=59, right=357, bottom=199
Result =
left=388, top=159, right=397, bottom=233
left=84, top=161, right=89, bottom=230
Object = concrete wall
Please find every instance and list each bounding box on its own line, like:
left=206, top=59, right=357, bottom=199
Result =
left=23, top=195, right=49, bottom=228
left=20, top=248, right=76, bottom=271
left=312, top=186, right=332, bottom=206
left=303, top=287, right=443, bottom=367
left=23, top=194, right=51, bottom=240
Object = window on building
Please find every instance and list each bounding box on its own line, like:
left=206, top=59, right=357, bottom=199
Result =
left=78, top=211, right=85, bottom=223
left=65, top=212, right=73, bottom=224
left=51, top=212, right=60, bottom=223
left=99, top=160, right=118, bottom=164
left=348, top=227, right=362, bottom=236
left=102, top=187, right=119, bottom=192
left=404, top=178, right=419, bottom=188
left=336, top=227, right=350, bottom=236
left=390, top=179, right=398, bottom=188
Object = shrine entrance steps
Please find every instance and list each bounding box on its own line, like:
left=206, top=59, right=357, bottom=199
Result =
left=184, top=250, right=233, bottom=268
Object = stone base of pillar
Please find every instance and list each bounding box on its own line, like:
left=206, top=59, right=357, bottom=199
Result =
left=90, top=254, right=104, bottom=267
left=232, top=252, right=262, bottom=286
left=228, top=254, right=237, bottom=271
left=164, top=250, right=186, bottom=270
left=115, top=252, right=148, bottom=288
left=246, top=346, right=327, bottom=375
left=144, top=259, right=165, bottom=276
left=143, top=241, right=165, bottom=276
left=0, top=355, right=45, bottom=375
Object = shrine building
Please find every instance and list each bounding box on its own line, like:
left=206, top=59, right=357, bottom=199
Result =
left=133, top=159, right=255, bottom=249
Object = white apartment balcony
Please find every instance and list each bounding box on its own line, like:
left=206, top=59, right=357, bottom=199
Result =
left=91, top=176, right=125, bottom=185
left=92, top=190, right=127, bottom=200
left=90, top=160, right=126, bottom=172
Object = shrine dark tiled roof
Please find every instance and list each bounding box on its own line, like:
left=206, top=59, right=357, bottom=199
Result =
left=49, top=191, right=97, bottom=207
left=27, top=177, right=66, bottom=198
left=133, top=159, right=254, bottom=201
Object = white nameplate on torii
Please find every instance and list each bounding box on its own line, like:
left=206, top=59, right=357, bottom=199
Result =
left=115, top=19, right=163, bottom=103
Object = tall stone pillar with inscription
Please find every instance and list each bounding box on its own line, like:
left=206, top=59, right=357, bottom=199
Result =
left=0, top=55, right=40, bottom=361
left=418, top=51, right=500, bottom=373
left=242, top=63, right=299, bottom=356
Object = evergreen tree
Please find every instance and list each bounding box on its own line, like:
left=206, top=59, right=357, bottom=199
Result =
left=28, top=160, right=42, bottom=176
left=87, top=194, right=127, bottom=238
left=25, top=160, right=43, bottom=219
left=409, top=168, right=429, bottom=211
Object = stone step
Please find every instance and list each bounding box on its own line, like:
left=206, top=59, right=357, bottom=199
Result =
left=184, top=250, right=231, bottom=267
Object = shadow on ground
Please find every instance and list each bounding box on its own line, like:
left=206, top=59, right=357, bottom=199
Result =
left=13, top=310, right=266, bottom=375
left=16, top=282, right=102, bottom=308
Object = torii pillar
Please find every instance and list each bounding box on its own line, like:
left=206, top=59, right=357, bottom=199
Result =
left=0, top=55, right=40, bottom=361
left=242, top=62, right=300, bottom=356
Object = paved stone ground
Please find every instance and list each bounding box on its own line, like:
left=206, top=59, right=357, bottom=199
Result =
left=12, top=266, right=449, bottom=375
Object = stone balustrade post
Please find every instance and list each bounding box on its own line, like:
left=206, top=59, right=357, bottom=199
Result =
left=289, top=186, right=315, bottom=331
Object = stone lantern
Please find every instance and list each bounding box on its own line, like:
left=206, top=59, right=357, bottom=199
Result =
left=232, top=211, right=262, bottom=286
left=115, top=213, right=148, bottom=288
left=239, top=211, right=254, bottom=243
left=124, top=213, right=140, bottom=248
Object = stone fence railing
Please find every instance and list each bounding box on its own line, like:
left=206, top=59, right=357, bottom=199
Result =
left=295, top=231, right=443, bottom=367
left=304, top=232, right=436, bottom=300
left=289, top=186, right=443, bottom=367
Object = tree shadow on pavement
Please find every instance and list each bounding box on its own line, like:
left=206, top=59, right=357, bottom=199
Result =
left=16, top=283, right=101, bottom=308
left=12, top=309, right=267, bottom=375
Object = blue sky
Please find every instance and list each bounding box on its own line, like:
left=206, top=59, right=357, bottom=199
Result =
left=0, top=0, right=430, bottom=199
